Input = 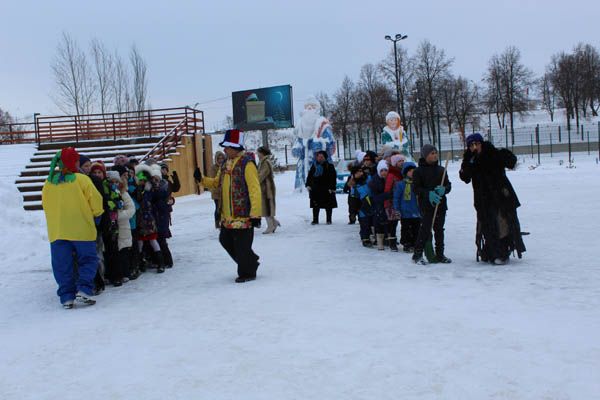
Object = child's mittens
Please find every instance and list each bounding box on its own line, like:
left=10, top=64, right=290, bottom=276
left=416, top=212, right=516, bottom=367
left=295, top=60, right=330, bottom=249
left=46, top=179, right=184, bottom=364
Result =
left=428, top=190, right=442, bottom=206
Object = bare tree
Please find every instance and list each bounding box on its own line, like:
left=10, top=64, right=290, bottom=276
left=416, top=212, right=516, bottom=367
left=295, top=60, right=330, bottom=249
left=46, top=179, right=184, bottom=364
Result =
left=357, top=63, right=394, bottom=143
left=315, top=92, right=334, bottom=120
left=539, top=71, right=557, bottom=121
left=113, top=51, right=132, bottom=113
left=130, top=44, right=148, bottom=112
left=351, top=85, right=369, bottom=145
left=484, top=46, right=534, bottom=138
left=380, top=46, right=415, bottom=130
left=330, top=76, right=355, bottom=140
left=0, top=107, right=15, bottom=134
left=440, top=76, right=457, bottom=133
left=453, top=77, right=480, bottom=136
left=51, top=32, right=95, bottom=116
left=414, top=40, right=454, bottom=144
left=90, top=38, right=114, bottom=114
left=573, top=43, right=600, bottom=117
left=548, top=52, right=576, bottom=131
left=484, top=62, right=506, bottom=129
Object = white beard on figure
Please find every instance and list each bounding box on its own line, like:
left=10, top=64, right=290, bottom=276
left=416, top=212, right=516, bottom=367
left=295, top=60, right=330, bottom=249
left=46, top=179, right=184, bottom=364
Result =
left=299, top=109, right=319, bottom=140
left=298, top=109, right=321, bottom=181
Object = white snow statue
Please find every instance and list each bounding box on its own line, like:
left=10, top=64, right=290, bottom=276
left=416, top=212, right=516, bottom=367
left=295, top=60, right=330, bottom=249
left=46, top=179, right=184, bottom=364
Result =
left=381, top=111, right=411, bottom=160
left=292, top=96, right=336, bottom=191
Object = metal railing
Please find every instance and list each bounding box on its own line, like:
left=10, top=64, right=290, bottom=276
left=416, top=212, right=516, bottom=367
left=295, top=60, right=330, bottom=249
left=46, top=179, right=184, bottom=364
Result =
left=35, top=107, right=204, bottom=144
left=141, top=117, right=194, bottom=162
left=0, top=122, right=37, bottom=144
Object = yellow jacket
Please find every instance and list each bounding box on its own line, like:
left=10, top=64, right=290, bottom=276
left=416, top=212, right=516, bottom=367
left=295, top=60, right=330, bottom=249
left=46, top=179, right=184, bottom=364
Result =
left=42, top=173, right=104, bottom=243
left=202, top=152, right=262, bottom=229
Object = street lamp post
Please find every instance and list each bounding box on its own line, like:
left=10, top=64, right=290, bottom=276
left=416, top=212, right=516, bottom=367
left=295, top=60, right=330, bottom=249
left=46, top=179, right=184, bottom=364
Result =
left=385, top=34, right=408, bottom=115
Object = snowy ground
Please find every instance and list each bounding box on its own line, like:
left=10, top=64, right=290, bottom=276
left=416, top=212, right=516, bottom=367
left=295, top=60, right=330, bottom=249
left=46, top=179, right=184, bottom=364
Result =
left=0, top=145, right=599, bottom=399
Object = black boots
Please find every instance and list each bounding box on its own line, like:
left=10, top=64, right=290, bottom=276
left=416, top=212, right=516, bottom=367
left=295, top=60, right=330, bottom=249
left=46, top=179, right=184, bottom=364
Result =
left=388, top=237, right=399, bottom=252
left=412, top=250, right=428, bottom=265
left=436, top=247, right=452, bottom=263
left=235, top=276, right=256, bottom=283
left=325, top=208, right=332, bottom=225
left=311, top=208, right=319, bottom=225
left=312, top=209, right=332, bottom=225
left=153, top=251, right=165, bottom=273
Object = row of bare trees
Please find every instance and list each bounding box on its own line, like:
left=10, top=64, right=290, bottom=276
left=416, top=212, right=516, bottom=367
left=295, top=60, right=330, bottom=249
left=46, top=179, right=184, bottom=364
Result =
left=326, top=40, right=600, bottom=146
left=541, top=43, right=600, bottom=131
left=326, top=39, right=485, bottom=146
left=52, top=32, right=149, bottom=117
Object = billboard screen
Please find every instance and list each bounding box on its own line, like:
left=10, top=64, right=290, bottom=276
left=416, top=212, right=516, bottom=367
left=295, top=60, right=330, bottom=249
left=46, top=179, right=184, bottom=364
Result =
left=232, top=85, right=294, bottom=130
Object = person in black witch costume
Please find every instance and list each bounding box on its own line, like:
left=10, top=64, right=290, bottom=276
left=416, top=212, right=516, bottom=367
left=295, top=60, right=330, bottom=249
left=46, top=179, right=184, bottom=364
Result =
left=459, top=133, right=526, bottom=265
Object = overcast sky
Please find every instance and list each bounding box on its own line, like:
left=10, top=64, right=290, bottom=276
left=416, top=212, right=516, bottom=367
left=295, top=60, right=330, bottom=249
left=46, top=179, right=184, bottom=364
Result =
left=1, top=0, right=598, bottom=130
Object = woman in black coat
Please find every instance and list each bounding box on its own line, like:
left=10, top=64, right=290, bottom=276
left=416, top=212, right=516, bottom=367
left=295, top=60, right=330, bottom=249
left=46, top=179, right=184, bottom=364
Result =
left=306, top=150, right=338, bottom=225
left=459, top=133, right=526, bottom=265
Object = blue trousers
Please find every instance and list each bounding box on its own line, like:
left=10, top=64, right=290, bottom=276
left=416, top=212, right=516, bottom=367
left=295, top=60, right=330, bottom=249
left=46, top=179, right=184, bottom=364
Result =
left=358, top=216, right=374, bottom=240
left=50, top=240, right=98, bottom=304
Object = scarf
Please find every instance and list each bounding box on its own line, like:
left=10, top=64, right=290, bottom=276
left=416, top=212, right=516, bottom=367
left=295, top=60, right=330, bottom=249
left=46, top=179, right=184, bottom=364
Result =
left=314, top=161, right=325, bottom=177
left=403, top=178, right=413, bottom=201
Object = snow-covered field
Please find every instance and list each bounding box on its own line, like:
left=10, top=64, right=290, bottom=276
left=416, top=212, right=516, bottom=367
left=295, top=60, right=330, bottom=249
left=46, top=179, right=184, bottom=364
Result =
left=0, top=144, right=599, bottom=399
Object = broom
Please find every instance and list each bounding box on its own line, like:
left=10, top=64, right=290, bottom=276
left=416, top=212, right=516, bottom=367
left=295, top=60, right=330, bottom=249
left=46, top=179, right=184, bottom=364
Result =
left=424, top=157, right=450, bottom=263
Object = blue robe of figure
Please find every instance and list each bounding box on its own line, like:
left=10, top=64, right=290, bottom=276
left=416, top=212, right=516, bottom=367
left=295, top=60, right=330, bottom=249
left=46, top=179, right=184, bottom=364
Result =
left=293, top=119, right=336, bottom=191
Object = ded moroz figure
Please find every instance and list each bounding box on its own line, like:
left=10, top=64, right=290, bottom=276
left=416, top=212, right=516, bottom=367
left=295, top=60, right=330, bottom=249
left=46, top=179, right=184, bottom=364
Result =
left=292, top=96, right=336, bottom=191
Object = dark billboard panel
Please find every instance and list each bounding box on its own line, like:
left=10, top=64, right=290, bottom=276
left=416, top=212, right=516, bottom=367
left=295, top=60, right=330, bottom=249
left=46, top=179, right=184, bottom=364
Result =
left=232, top=85, right=294, bottom=130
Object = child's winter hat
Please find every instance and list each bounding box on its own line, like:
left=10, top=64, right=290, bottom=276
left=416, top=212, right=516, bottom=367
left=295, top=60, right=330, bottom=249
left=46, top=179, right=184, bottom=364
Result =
left=79, top=154, right=91, bottom=166
left=135, top=163, right=152, bottom=182
left=402, top=161, right=417, bottom=176
left=150, top=164, right=162, bottom=178
left=90, top=161, right=107, bottom=179
left=421, top=144, right=437, bottom=159
left=106, top=170, right=121, bottom=182
left=377, top=160, right=389, bottom=177
left=356, top=151, right=366, bottom=164
left=390, top=154, right=406, bottom=167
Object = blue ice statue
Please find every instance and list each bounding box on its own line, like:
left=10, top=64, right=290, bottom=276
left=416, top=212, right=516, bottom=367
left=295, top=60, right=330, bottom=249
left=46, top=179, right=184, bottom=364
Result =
left=292, top=96, right=336, bottom=191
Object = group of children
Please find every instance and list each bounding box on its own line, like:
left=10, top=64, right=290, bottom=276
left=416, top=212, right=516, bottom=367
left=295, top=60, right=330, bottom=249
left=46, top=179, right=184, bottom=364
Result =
left=344, top=144, right=451, bottom=265
left=79, top=153, right=180, bottom=293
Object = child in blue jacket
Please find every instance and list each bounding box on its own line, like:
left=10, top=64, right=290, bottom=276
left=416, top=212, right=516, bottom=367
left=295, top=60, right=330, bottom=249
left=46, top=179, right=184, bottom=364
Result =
left=393, top=162, right=421, bottom=252
left=350, top=166, right=375, bottom=248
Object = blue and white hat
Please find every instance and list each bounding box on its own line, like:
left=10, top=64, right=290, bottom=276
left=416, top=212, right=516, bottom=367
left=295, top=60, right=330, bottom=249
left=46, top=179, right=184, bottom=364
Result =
left=219, top=129, right=245, bottom=149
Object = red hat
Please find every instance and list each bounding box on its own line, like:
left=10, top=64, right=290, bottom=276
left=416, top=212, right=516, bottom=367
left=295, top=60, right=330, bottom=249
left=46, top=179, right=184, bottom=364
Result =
left=60, top=147, right=80, bottom=173
left=90, top=161, right=107, bottom=179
